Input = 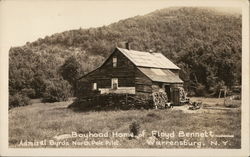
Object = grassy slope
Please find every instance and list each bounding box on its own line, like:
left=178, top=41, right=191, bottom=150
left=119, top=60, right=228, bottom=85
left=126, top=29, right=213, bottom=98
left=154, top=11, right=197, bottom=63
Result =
left=9, top=98, right=241, bottom=149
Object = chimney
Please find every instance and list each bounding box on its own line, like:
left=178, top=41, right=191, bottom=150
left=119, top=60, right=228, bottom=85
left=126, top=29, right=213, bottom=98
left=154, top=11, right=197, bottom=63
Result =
left=149, top=48, right=156, bottom=53
left=125, top=42, right=130, bottom=50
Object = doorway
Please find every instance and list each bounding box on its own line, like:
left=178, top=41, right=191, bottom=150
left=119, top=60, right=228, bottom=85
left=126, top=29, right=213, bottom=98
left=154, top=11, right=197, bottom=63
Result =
left=164, top=85, right=171, bottom=101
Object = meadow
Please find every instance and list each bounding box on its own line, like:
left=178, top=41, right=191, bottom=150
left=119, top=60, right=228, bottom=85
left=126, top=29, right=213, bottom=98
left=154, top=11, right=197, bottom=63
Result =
left=9, top=97, right=241, bottom=149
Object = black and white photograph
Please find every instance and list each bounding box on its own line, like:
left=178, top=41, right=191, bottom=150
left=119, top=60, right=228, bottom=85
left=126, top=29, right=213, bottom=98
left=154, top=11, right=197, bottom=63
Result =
left=0, top=0, right=249, bottom=156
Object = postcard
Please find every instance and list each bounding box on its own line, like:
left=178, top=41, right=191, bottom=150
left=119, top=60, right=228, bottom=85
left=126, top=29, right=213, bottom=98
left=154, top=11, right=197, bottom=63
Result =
left=0, top=0, right=249, bottom=156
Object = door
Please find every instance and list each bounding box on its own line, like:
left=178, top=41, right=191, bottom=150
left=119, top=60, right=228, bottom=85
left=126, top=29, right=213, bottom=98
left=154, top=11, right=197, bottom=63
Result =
left=111, top=78, right=118, bottom=89
left=172, top=87, right=180, bottom=105
left=164, top=85, right=171, bottom=101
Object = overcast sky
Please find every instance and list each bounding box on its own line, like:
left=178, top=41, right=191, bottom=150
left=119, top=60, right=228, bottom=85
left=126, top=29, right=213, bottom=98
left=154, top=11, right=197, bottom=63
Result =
left=0, top=0, right=243, bottom=54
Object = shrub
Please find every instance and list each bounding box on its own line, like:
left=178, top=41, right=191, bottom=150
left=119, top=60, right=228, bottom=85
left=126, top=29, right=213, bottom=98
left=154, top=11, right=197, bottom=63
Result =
left=129, top=121, right=140, bottom=136
left=195, top=83, right=206, bottom=96
left=187, top=90, right=196, bottom=97
left=146, top=112, right=161, bottom=119
left=21, top=88, right=36, bottom=98
left=224, top=98, right=241, bottom=108
left=208, top=81, right=226, bottom=97
left=231, top=95, right=241, bottom=100
left=42, top=80, right=71, bottom=103
left=9, top=93, right=31, bottom=109
left=141, top=112, right=161, bottom=123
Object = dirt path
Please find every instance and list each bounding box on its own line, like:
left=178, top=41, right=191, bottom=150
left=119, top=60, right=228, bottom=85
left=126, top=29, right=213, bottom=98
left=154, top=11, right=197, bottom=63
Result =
left=171, top=104, right=239, bottom=114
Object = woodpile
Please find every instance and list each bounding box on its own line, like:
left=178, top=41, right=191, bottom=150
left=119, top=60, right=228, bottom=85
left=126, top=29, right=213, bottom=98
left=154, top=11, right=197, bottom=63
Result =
left=152, top=92, right=169, bottom=109
left=70, top=93, right=154, bottom=111
left=179, top=87, right=186, bottom=101
left=188, top=101, right=202, bottom=110
left=179, top=87, right=190, bottom=104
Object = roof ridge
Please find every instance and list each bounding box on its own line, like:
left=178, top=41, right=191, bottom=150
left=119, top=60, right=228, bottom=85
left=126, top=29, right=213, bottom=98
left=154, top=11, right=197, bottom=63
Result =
left=117, top=47, right=163, bottom=54
left=117, top=47, right=180, bottom=69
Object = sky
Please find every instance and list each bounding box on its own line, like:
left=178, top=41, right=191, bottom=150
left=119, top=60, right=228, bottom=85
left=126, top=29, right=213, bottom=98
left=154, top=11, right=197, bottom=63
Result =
left=0, top=0, right=243, bottom=54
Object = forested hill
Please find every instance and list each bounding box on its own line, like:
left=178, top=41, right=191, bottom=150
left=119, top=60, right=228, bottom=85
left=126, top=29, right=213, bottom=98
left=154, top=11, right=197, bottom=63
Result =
left=9, top=7, right=241, bottom=103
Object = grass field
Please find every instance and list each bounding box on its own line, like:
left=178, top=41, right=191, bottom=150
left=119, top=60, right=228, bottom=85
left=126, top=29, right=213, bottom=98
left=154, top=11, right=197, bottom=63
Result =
left=9, top=97, right=241, bottom=149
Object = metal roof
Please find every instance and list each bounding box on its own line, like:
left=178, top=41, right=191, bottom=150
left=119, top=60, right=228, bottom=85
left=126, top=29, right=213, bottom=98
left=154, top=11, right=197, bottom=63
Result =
left=117, top=47, right=180, bottom=69
left=138, top=67, right=183, bottom=83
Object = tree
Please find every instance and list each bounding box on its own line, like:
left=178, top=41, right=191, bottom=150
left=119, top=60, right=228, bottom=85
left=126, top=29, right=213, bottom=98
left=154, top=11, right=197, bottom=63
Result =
left=59, top=56, right=81, bottom=95
left=42, top=79, right=71, bottom=103
left=9, top=8, right=242, bottom=100
left=31, top=74, right=46, bottom=98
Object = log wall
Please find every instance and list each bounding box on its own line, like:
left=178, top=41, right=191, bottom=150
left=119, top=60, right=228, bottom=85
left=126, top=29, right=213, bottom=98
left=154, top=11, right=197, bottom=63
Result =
left=77, top=48, right=183, bottom=98
left=135, top=68, right=152, bottom=94
left=77, top=49, right=139, bottom=96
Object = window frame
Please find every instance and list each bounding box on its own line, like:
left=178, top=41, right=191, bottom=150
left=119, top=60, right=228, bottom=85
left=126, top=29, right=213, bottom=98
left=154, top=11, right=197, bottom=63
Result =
left=92, top=82, right=97, bottom=90
left=113, top=56, right=117, bottom=67
left=111, top=78, right=118, bottom=89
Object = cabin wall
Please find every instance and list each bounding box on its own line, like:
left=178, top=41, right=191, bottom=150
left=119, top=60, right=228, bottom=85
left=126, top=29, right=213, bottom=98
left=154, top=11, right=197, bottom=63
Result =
left=77, top=48, right=183, bottom=98
left=151, top=82, right=183, bottom=92
left=151, top=82, right=183, bottom=105
left=152, top=83, right=164, bottom=93
left=78, top=49, right=136, bottom=96
left=75, top=79, right=97, bottom=98
left=135, top=68, right=152, bottom=95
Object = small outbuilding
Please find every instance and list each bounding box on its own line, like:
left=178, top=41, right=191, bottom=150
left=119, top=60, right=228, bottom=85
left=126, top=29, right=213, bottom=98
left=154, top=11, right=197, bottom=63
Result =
left=77, top=45, right=184, bottom=105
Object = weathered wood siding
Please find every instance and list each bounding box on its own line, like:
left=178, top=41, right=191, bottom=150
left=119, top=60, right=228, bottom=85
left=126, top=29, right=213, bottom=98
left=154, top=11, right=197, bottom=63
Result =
left=77, top=48, right=183, bottom=97
left=135, top=68, right=152, bottom=94
left=152, top=83, right=164, bottom=93
left=79, top=49, right=136, bottom=95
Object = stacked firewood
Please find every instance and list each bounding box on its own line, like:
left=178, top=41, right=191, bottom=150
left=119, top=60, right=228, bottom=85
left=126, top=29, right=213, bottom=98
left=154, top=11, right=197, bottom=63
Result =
left=179, top=87, right=185, bottom=100
left=152, top=92, right=169, bottom=109
left=188, top=101, right=202, bottom=110
left=179, top=87, right=190, bottom=104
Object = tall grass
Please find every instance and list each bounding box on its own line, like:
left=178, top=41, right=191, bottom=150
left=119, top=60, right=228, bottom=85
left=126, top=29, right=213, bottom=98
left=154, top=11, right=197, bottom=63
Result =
left=9, top=99, right=241, bottom=148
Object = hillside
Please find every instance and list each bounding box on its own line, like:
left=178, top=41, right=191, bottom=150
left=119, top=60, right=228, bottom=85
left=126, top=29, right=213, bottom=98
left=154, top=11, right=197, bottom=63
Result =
left=9, top=7, right=242, bottom=103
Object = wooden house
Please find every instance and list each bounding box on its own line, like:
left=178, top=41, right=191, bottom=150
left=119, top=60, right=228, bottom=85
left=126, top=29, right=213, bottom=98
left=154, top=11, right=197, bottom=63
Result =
left=77, top=45, right=183, bottom=104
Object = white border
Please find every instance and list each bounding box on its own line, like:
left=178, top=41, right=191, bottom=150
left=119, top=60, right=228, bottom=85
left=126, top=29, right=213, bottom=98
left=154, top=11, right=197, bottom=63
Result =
left=0, top=0, right=249, bottom=156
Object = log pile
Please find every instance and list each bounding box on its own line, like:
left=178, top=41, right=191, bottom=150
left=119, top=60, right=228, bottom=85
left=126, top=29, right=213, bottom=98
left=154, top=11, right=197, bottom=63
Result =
left=188, top=101, right=202, bottom=110
left=152, top=92, right=169, bottom=109
left=70, top=93, right=154, bottom=111
left=179, top=87, right=189, bottom=104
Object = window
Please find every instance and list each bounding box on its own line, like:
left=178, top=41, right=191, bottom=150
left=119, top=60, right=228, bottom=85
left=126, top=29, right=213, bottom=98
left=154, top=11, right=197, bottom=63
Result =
left=113, top=57, right=117, bottom=67
left=111, top=78, right=118, bottom=89
left=92, top=83, right=97, bottom=90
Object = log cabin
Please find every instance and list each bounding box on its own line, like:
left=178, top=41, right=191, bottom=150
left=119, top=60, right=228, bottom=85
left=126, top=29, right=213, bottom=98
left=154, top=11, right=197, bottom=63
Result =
left=77, top=44, right=184, bottom=104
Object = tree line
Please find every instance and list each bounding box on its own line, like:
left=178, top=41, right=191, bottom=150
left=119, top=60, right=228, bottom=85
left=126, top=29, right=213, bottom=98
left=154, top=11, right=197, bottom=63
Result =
left=9, top=7, right=241, bottom=109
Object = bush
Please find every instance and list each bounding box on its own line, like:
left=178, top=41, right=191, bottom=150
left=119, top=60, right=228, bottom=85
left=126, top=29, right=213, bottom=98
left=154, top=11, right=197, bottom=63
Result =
left=232, top=95, right=241, bottom=100
left=9, top=93, right=31, bottom=109
left=195, top=83, right=206, bottom=96
left=224, top=98, right=241, bottom=108
left=42, top=80, right=71, bottom=103
left=129, top=121, right=140, bottom=136
left=146, top=112, right=161, bottom=119
left=21, top=88, right=36, bottom=98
